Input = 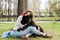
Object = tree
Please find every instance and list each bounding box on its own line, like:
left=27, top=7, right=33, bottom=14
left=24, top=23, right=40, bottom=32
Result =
left=18, top=0, right=28, bottom=16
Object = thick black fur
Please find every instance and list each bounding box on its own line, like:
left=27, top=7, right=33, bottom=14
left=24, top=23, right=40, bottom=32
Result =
left=21, top=16, right=31, bottom=25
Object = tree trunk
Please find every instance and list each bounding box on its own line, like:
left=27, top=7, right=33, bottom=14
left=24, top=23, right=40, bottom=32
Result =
left=18, top=0, right=28, bottom=16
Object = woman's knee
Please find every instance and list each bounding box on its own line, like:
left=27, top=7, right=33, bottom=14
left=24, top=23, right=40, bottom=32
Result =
left=28, top=26, right=36, bottom=30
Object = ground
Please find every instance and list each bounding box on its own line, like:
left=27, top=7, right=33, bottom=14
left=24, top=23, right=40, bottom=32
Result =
left=0, top=21, right=60, bottom=40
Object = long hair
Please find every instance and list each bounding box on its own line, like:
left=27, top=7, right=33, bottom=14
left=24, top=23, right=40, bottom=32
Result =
left=22, top=11, right=44, bottom=33
left=21, top=11, right=33, bottom=25
left=23, top=11, right=33, bottom=19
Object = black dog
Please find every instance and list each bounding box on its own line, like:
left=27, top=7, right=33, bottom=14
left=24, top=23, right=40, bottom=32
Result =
left=17, top=16, right=44, bottom=37
left=21, top=16, right=31, bottom=25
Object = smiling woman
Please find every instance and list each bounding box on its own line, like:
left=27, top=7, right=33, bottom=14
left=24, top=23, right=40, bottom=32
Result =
left=1, top=11, right=52, bottom=39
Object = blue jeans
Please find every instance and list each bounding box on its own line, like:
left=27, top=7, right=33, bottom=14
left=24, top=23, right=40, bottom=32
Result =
left=2, top=26, right=41, bottom=38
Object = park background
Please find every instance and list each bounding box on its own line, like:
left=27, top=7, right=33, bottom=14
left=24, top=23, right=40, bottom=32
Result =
left=0, top=0, right=60, bottom=40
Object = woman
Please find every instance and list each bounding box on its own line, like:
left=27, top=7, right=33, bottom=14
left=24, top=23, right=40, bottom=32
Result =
left=2, top=11, right=52, bottom=40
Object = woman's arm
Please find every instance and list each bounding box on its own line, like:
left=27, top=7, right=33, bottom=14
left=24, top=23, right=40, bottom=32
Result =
left=13, top=15, right=23, bottom=30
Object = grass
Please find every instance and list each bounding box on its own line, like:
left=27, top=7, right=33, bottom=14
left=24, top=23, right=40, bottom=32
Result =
left=0, top=21, right=60, bottom=40
left=0, top=17, right=60, bottom=21
left=34, top=17, right=60, bottom=21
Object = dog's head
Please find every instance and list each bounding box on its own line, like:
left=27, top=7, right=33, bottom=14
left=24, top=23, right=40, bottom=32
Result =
left=21, top=11, right=33, bottom=25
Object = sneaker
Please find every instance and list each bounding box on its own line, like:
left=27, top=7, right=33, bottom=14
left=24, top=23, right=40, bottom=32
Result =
left=2, top=31, right=11, bottom=38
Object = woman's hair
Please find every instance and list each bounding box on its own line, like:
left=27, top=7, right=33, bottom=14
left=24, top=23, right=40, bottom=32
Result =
left=23, top=11, right=33, bottom=19
left=21, top=11, right=33, bottom=25
left=22, top=11, right=35, bottom=26
left=22, top=11, right=44, bottom=32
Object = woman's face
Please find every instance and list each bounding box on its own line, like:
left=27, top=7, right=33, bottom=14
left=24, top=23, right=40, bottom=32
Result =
left=23, top=12, right=30, bottom=16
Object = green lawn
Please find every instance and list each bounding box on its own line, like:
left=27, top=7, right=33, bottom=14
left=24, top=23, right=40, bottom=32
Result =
left=0, top=21, right=60, bottom=40
left=0, top=17, right=60, bottom=21
left=35, top=17, right=60, bottom=21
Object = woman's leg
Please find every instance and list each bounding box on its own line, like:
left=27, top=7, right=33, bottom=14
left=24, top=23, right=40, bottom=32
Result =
left=18, top=26, right=52, bottom=38
left=10, top=26, right=52, bottom=38
left=1, top=26, right=33, bottom=38
left=11, top=26, right=45, bottom=37
left=9, top=26, right=41, bottom=37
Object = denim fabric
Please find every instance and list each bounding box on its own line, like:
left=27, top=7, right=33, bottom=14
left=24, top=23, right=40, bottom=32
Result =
left=2, top=26, right=41, bottom=38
